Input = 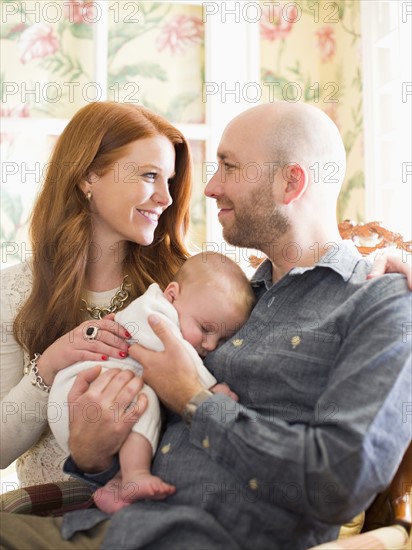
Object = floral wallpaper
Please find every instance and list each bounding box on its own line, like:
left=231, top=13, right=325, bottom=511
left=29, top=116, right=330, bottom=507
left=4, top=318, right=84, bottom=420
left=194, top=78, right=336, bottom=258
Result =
left=107, top=2, right=204, bottom=123
left=1, top=133, right=58, bottom=266
left=1, top=0, right=94, bottom=118
left=1, top=1, right=205, bottom=266
left=1, top=0, right=364, bottom=267
left=1, top=1, right=204, bottom=121
left=260, top=0, right=364, bottom=223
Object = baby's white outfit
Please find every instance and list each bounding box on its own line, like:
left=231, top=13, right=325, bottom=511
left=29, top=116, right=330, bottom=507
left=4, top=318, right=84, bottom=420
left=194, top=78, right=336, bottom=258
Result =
left=48, top=284, right=217, bottom=454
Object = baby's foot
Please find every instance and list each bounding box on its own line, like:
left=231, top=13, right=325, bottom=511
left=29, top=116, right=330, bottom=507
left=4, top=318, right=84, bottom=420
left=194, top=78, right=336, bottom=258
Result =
left=124, top=472, right=176, bottom=502
left=93, top=472, right=175, bottom=514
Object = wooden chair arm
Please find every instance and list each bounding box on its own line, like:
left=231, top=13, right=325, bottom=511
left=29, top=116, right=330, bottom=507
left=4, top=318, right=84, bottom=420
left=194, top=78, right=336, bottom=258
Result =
left=390, top=442, right=412, bottom=528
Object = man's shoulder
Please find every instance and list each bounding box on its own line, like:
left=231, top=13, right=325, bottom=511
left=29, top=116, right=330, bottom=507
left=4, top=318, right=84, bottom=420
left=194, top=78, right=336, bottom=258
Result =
left=1, top=262, right=33, bottom=318
left=350, top=260, right=410, bottom=296
left=315, top=250, right=411, bottom=320
left=345, top=269, right=411, bottom=320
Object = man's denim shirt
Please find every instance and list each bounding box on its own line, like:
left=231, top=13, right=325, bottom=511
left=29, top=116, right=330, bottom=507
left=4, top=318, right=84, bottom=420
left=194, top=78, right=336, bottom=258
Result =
left=63, top=241, right=411, bottom=550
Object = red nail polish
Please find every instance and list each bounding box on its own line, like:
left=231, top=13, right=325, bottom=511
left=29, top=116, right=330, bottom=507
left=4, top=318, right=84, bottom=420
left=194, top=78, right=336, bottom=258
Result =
left=125, top=331, right=131, bottom=338
left=119, top=351, right=127, bottom=358
left=101, top=355, right=108, bottom=361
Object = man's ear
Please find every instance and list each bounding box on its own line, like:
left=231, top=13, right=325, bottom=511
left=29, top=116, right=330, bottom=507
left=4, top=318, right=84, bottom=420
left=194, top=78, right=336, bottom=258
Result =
left=164, top=281, right=180, bottom=303
left=282, top=163, right=308, bottom=205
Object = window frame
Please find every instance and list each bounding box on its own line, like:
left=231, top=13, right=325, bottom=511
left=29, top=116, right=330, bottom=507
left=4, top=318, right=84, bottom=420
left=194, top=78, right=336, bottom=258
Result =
left=361, top=0, right=412, bottom=240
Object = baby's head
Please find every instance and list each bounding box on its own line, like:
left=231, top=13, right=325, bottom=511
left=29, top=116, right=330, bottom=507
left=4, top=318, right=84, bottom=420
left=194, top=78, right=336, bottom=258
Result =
left=163, top=252, right=255, bottom=358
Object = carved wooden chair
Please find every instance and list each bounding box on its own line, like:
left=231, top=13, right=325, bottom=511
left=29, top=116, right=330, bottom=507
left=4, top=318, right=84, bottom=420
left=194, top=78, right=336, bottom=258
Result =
left=337, top=220, right=412, bottom=256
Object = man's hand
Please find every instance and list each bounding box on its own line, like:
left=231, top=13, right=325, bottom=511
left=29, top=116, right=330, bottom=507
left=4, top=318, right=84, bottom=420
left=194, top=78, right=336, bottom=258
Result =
left=68, top=365, right=147, bottom=472
left=129, top=315, right=204, bottom=415
left=368, top=249, right=412, bottom=289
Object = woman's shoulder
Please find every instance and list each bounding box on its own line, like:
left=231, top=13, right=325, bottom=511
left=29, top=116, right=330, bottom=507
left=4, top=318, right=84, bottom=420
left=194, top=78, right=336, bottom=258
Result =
left=1, top=261, right=32, bottom=285
left=1, top=261, right=33, bottom=312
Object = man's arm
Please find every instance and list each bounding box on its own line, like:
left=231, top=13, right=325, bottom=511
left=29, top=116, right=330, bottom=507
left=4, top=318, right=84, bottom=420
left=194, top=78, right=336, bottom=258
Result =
left=130, top=314, right=206, bottom=414
left=130, top=279, right=411, bottom=524
left=66, top=365, right=147, bottom=473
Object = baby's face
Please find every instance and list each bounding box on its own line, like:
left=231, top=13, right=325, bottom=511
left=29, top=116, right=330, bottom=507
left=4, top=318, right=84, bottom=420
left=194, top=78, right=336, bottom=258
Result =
left=172, top=286, right=246, bottom=358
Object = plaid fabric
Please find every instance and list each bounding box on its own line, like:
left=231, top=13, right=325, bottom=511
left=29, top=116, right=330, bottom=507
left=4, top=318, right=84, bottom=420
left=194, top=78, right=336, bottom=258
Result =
left=0, top=480, right=95, bottom=516
left=308, top=525, right=411, bottom=550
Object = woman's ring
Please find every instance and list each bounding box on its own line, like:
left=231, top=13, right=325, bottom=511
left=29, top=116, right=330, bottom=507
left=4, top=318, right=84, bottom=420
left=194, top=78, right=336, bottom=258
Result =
left=85, top=325, right=99, bottom=341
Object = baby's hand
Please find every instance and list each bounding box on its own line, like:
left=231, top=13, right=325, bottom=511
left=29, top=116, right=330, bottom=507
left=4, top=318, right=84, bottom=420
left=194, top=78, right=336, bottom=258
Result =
left=210, top=383, right=239, bottom=402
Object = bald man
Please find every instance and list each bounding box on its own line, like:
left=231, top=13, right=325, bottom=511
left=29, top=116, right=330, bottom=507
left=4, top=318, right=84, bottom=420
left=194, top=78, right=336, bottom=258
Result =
left=1, top=103, right=411, bottom=550
left=205, top=102, right=347, bottom=276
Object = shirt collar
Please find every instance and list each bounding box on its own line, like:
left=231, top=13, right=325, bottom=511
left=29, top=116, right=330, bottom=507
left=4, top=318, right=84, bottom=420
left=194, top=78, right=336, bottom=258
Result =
left=251, top=240, right=362, bottom=287
left=251, top=258, right=273, bottom=290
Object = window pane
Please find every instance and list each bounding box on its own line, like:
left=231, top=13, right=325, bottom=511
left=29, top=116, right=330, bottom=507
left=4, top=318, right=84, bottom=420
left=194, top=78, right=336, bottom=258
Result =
left=259, top=0, right=365, bottom=224
left=1, top=132, right=58, bottom=268
left=107, top=2, right=205, bottom=123
left=1, top=0, right=95, bottom=119
left=187, top=140, right=206, bottom=251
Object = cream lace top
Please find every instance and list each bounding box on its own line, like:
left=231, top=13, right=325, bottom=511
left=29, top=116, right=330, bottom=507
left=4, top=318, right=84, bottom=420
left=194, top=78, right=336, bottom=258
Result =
left=0, top=262, right=122, bottom=486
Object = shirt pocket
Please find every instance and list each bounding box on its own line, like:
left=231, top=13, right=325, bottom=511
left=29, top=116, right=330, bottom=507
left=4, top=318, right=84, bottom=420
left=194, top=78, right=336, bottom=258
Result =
left=242, top=329, right=341, bottom=415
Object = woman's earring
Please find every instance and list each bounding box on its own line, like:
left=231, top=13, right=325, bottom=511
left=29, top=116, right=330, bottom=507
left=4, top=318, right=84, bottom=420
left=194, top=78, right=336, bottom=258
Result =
left=86, top=190, right=92, bottom=202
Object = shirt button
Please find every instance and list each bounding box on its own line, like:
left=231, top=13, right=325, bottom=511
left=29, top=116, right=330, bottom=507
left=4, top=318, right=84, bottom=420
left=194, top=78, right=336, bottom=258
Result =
left=248, top=478, right=259, bottom=490
left=291, top=335, right=301, bottom=349
left=267, top=297, right=275, bottom=307
left=202, top=436, right=210, bottom=449
left=232, top=339, right=243, bottom=347
left=160, top=443, right=171, bottom=454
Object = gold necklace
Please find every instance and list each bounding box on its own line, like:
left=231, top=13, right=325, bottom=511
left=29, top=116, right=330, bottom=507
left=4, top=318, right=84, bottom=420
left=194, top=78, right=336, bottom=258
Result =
left=81, top=276, right=131, bottom=320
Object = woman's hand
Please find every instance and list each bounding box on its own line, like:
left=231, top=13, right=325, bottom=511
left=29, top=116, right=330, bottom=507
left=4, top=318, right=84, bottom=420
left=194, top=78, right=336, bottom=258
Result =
left=368, top=249, right=412, bottom=289
left=36, top=313, right=130, bottom=386
left=129, top=315, right=204, bottom=414
left=68, top=365, right=147, bottom=472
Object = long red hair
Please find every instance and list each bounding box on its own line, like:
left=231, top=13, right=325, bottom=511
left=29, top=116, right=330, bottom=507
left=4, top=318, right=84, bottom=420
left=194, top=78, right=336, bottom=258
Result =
left=14, top=102, right=192, bottom=356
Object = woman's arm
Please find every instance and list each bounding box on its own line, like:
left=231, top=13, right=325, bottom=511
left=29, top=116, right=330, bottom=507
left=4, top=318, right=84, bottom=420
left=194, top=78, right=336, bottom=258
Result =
left=0, top=264, right=131, bottom=468
left=0, top=263, right=49, bottom=468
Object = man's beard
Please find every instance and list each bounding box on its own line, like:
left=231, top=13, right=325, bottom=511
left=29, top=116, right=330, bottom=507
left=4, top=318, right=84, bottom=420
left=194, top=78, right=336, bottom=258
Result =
left=221, top=185, right=290, bottom=252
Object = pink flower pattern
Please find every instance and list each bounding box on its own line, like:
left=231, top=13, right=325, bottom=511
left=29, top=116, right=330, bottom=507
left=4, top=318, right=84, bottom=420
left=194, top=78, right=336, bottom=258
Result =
left=315, top=26, right=336, bottom=62
left=260, top=3, right=298, bottom=41
left=0, top=104, right=30, bottom=118
left=157, top=14, right=204, bottom=55
left=0, top=105, right=30, bottom=144
left=18, top=24, right=59, bottom=64
left=64, top=0, right=94, bottom=25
